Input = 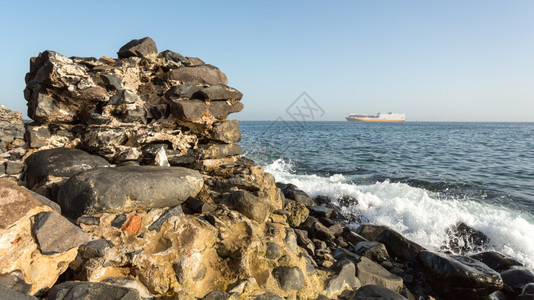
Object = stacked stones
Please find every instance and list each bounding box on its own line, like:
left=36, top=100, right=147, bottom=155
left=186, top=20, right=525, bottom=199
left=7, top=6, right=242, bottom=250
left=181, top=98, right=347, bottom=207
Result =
left=23, top=37, right=243, bottom=167
left=1, top=37, right=532, bottom=300
left=0, top=106, right=26, bottom=179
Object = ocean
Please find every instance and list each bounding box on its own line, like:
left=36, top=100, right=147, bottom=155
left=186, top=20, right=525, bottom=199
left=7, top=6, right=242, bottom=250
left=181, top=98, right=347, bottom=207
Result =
left=238, top=121, right=534, bottom=268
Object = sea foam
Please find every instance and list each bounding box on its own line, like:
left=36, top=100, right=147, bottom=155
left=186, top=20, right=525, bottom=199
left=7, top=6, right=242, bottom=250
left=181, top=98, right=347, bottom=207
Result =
left=264, top=158, right=534, bottom=268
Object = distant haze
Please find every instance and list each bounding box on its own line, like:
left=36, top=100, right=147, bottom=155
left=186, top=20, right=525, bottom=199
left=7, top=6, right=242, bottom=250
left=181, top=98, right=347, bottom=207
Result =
left=1, top=1, right=532, bottom=122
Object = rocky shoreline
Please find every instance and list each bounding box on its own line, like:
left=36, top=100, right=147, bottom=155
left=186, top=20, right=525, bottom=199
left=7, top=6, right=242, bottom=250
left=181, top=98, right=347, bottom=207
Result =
left=1, top=37, right=533, bottom=300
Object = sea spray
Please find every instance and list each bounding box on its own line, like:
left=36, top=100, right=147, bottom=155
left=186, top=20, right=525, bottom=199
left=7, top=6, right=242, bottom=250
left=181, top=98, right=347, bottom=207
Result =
left=264, top=158, right=534, bottom=268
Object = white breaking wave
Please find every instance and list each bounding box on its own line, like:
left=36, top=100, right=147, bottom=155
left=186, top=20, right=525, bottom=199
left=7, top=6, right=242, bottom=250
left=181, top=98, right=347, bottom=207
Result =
left=264, top=159, right=534, bottom=269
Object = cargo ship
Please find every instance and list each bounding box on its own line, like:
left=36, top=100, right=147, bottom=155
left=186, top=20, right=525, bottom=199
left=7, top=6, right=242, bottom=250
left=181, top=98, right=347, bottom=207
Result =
left=346, top=112, right=405, bottom=122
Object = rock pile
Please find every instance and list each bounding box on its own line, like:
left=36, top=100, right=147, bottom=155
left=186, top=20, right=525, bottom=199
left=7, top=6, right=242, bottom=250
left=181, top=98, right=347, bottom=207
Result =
left=0, top=37, right=532, bottom=300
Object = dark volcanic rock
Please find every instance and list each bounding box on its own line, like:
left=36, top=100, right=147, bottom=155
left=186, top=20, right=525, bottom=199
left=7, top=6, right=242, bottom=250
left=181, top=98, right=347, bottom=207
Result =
left=46, top=281, right=141, bottom=300
left=225, top=190, right=272, bottom=223
left=307, top=206, right=334, bottom=219
left=277, top=183, right=315, bottom=206
left=32, top=211, right=91, bottom=255
left=354, top=241, right=390, bottom=263
left=0, top=270, right=32, bottom=294
left=191, top=84, right=243, bottom=101
left=355, top=224, right=389, bottom=242
left=356, top=256, right=404, bottom=293
left=377, top=229, right=424, bottom=262
left=57, top=166, right=204, bottom=218
left=0, top=284, right=38, bottom=300
left=446, top=222, right=490, bottom=253
left=158, top=50, right=191, bottom=66
left=168, top=65, right=228, bottom=85
left=25, top=148, right=110, bottom=189
left=351, top=285, right=407, bottom=300
left=500, top=267, right=534, bottom=297
left=148, top=205, right=184, bottom=232
left=418, top=250, right=503, bottom=299
left=117, top=37, right=158, bottom=59
left=470, top=251, right=523, bottom=272
left=78, top=239, right=112, bottom=259
left=272, top=267, right=305, bottom=291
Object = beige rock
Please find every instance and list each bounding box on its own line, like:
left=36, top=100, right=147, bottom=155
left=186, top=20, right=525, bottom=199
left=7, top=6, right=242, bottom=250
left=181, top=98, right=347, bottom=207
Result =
left=0, top=179, right=79, bottom=295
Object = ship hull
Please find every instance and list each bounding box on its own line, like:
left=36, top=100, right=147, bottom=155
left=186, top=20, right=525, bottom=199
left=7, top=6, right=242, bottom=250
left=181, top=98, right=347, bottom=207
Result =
left=346, top=117, right=405, bottom=122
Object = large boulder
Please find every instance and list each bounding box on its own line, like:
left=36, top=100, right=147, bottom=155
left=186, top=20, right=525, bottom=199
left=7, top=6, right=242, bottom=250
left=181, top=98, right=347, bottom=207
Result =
left=57, top=166, right=204, bottom=218
left=418, top=250, right=503, bottom=299
left=117, top=37, right=158, bottom=59
left=377, top=229, right=424, bottom=262
left=500, top=267, right=534, bottom=297
left=470, top=251, right=523, bottom=272
left=356, top=256, right=403, bottom=293
left=25, top=148, right=110, bottom=189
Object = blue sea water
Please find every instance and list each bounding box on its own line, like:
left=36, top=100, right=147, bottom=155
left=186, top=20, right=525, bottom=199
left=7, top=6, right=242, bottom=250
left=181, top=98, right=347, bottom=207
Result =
left=238, top=121, right=534, bottom=267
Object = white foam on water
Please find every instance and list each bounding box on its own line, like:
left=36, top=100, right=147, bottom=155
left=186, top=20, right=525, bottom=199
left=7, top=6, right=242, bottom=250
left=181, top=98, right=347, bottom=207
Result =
left=264, top=159, right=534, bottom=268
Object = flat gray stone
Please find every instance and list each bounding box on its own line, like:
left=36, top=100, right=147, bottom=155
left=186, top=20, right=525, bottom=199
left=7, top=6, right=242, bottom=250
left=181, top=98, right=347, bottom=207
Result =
left=168, top=65, right=228, bottom=85
left=0, top=284, right=38, bottom=300
left=58, top=166, right=204, bottom=218
left=46, top=281, right=140, bottom=300
left=32, top=211, right=91, bottom=255
left=25, top=148, right=110, bottom=189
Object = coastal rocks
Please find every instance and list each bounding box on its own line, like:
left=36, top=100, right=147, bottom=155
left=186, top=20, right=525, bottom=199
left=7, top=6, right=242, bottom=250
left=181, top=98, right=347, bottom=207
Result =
left=117, top=37, right=158, bottom=59
left=25, top=147, right=110, bottom=192
left=46, top=281, right=141, bottom=300
left=32, top=211, right=91, bottom=255
left=500, top=267, right=534, bottom=297
left=356, top=257, right=404, bottom=293
left=324, top=260, right=361, bottom=297
left=446, top=222, right=490, bottom=253
left=272, top=267, right=305, bottom=291
left=470, top=251, right=523, bottom=272
left=351, top=285, right=408, bottom=300
left=23, top=38, right=243, bottom=167
left=58, top=166, right=204, bottom=218
left=0, top=179, right=79, bottom=295
left=377, top=229, right=424, bottom=262
left=0, top=106, right=25, bottom=180
left=418, top=250, right=503, bottom=299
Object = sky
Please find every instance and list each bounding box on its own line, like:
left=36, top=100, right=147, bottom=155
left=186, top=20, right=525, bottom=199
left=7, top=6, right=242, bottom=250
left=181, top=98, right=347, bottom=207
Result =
left=1, top=1, right=533, bottom=122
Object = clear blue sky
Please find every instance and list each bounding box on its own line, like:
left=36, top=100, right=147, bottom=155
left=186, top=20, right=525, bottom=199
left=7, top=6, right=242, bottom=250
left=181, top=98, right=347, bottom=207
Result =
left=1, top=1, right=533, bottom=122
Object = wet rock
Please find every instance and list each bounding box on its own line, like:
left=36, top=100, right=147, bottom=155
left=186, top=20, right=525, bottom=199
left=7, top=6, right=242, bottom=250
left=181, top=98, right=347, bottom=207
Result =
left=446, top=222, right=490, bottom=253
left=225, top=190, right=272, bottom=223
left=32, top=211, right=91, bottom=255
left=324, top=260, right=360, bottom=298
left=470, top=251, right=523, bottom=272
left=308, top=206, right=334, bottom=218
left=418, top=250, right=503, bottom=299
left=47, top=281, right=141, bottom=300
left=356, top=256, right=404, bottom=293
left=25, top=147, right=110, bottom=189
left=168, top=65, right=228, bottom=85
left=272, top=267, right=305, bottom=291
left=377, top=229, right=424, bottom=262
left=351, top=285, right=408, bottom=300
left=355, top=224, right=389, bottom=242
left=354, top=241, right=390, bottom=263
left=500, top=267, right=534, bottom=297
left=117, top=37, right=158, bottom=59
